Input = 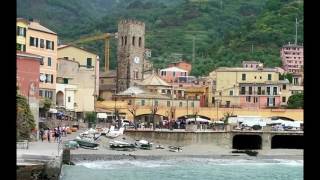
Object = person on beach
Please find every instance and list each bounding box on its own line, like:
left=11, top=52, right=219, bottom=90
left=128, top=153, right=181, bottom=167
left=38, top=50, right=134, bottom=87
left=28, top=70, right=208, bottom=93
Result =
left=40, top=128, right=44, bottom=142
left=47, top=129, right=51, bottom=142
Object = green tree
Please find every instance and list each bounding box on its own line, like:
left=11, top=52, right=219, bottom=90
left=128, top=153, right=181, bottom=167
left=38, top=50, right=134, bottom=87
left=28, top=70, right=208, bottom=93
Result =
left=40, top=98, right=52, bottom=120
left=85, top=112, right=97, bottom=127
left=17, top=94, right=36, bottom=140
left=287, top=93, right=303, bottom=109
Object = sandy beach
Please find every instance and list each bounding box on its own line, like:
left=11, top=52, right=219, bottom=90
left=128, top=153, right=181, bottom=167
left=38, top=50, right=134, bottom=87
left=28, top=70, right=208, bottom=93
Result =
left=69, top=134, right=303, bottom=162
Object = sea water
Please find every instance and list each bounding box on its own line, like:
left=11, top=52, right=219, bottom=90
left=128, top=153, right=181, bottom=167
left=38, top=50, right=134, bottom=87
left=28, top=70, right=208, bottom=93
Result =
left=60, top=158, right=303, bottom=180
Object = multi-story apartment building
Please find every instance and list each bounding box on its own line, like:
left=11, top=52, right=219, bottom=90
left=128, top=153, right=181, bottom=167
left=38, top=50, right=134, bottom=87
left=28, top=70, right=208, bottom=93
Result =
left=22, top=19, right=58, bottom=103
left=159, top=66, right=188, bottom=83
left=210, top=67, right=290, bottom=108
left=16, top=18, right=28, bottom=52
left=280, top=43, right=304, bottom=74
left=57, top=45, right=99, bottom=121
left=17, top=51, right=43, bottom=136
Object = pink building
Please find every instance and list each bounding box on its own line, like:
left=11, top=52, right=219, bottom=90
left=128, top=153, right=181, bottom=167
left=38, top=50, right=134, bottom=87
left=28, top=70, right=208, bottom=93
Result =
left=242, top=61, right=263, bottom=69
left=238, top=83, right=282, bottom=108
left=159, top=66, right=188, bottom=83
left=168, top=60, right=192, bottom=73
left=280, top=43, right=304, bottom=74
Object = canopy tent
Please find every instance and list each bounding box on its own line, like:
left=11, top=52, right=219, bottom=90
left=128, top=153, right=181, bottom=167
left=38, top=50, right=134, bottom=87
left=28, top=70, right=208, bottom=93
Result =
left=186, top=117, right=212, bottom=123
left=49, top=108, right=58, bottom=113
left=213, top=120, right=224, bottom=124
left=97, top=113, right=107, bottom=119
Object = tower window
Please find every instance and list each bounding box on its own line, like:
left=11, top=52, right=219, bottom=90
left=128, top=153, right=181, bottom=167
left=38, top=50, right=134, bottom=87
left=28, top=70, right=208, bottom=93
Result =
left=121, top=36, right=123, bottom=46
left=139, top=37, right=142, bottom=47
left=132, top=36, right=135, bottom=46
left=125, top=36, right=127, bottom=45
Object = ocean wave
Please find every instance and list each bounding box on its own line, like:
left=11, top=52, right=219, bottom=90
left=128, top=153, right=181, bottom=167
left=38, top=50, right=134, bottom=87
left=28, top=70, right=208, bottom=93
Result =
left=77, top=160, right=174, bottom=170
left=76, top=158, right=303, bottom=170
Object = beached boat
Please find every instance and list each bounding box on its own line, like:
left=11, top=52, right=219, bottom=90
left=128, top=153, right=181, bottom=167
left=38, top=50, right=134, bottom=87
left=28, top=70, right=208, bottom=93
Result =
left=74, top=138, right=99, bottom=148
left=135, top=140, right=153, bottom=150
left=109, top=140, right=135, bottom=149
left=105, top=127, right=125, bottom=139
left=168, top=146, right=183, bottom=152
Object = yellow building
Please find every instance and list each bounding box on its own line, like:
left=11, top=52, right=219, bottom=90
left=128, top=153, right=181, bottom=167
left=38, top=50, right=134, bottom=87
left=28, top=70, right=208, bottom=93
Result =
left=210, top=67, right=288, bottom=108
left=16, top=18, right=28, bottom=51
left=21, top=19, right=58, bottom=103
left=58, top=45, right=100, bottom=121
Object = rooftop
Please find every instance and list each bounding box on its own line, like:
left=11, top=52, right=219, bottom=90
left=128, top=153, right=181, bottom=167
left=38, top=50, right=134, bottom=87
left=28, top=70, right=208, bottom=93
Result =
left=28, top=21, right=57, bottom=35
left=215, top=67, right=277, bottom=72
left=242, top=61, right=262, bottom=64
left=160, top=66, right=188, bottom=72
left=116, top=86, right=170, bottom=99
left=17, top=51, right=44, bottom=60
left=282, top=43, right=303, bottom=48
left=58, top=44, right=98, bottom=56
left=140, top=73, right=171, bottom=86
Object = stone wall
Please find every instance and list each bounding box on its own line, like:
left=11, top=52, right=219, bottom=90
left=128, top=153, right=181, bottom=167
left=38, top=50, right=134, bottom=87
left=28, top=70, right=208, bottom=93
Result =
left=124, top=131, right=232, bottom=149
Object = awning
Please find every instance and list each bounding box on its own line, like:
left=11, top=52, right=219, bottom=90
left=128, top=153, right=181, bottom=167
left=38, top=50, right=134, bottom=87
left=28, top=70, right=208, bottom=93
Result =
left=186, top=117, right=211, bottom=123
left=97, top=113, right=107, bottom=118
left=49, top=108, right=58, bottom=113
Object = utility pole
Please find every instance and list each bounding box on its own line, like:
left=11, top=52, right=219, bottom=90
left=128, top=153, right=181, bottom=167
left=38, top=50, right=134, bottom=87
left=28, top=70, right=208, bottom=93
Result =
left=295, top=17, right=298, bottom=45
left=192, top=35, right=195, bottom=64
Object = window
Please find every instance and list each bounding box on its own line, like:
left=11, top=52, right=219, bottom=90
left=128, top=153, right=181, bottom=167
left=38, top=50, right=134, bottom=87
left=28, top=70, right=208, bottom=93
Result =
left=134, top=71, right=139, bottom=80
left=212, top=97, right=215, bottom=104
left=273, top=87, right=277, bottom=95
left=254, top=76, right=257, bottom=79
left=283, top=85, right=286, bottom=90
left=167, top=101, right=171, bottom=107
left=63, top=78, right=68, bottom=84
left=254, top=97, right=258, bottom=103
left=179, top=102, right=183, bottom=107
left=249, top=87, right=252, bottom=95
left=35, top=38, right=39, bottom=47
left=240, top=87, right=245, bottom=95
left=125, top=36, right=127, bottom=45
left=161, top=89, right=166, bottom=94
left=293, top=78, right=299, bottom=85
left=46, top=40, right=53, bottom=49
left=257, top=87, right=261, bottom=95
left=40, top=39, right=44, bottom=48
left=268, top=74, right=272, bottom=80
left=17, top=43, right=26, bottom=51
left=17, top=26, right=26, bottom=36
left=246, top=96, right=251, bottom=102
left=141, top=100, right=145, bottom=106
left=39, top=90, right=44, bottom=97
left=47, top=57, right=51, bottom=66
left=87, top=58, right=92, bottom=68
left=155, top=100, right=158, bottom=106
left=30, top=37, right=35, bottom=46
left=173, top=72, right=176, bottom=77
left=282, top=97, right=286, bottom=102
left=267, top=87, right=271, bottom=95
left=229, top=90, right=233, bottom=96
left=132, top=36, right=135, bottom=46
left=242, top=74, right=246, bottom=81
left=139, top=37, right=142, bottom=47
left=260, top=76, right=262, bottom=79
left=51, top=41, right=54, bottom=50
left=121, top=36, right=123, bottom=46
left=68, top=97, right=71, bottom=102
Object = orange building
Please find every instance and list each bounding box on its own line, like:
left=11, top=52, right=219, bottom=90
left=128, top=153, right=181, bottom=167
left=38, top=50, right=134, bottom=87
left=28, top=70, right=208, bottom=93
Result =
left=168, top=60, right=192, bottom=73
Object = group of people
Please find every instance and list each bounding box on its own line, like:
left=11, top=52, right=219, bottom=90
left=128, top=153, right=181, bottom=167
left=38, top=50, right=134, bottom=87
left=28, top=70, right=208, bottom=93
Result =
left=39, top=126, right=68, bottom=143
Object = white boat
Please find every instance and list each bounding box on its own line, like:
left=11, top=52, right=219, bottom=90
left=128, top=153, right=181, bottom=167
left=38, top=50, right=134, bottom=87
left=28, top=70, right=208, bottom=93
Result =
left=135, top=140, right=153, bottom=150
left=105, top=127, right=125, bottom=138
left=109, top=140, right=135, bottom=149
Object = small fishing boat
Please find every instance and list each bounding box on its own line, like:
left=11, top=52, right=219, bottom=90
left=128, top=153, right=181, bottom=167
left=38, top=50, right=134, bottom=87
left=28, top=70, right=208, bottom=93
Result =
left=135, top=140, right=153, bottom=150
left=109, top=140, right=135, bottom=149
left=74, top=138, right=99, bottom=148
left=168, top=146, right=183, bottom=152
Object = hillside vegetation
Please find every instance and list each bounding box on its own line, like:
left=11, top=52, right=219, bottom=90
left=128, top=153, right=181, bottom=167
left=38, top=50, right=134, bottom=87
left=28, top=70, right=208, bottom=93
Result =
left=17, top=0, right=303, bottom=76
